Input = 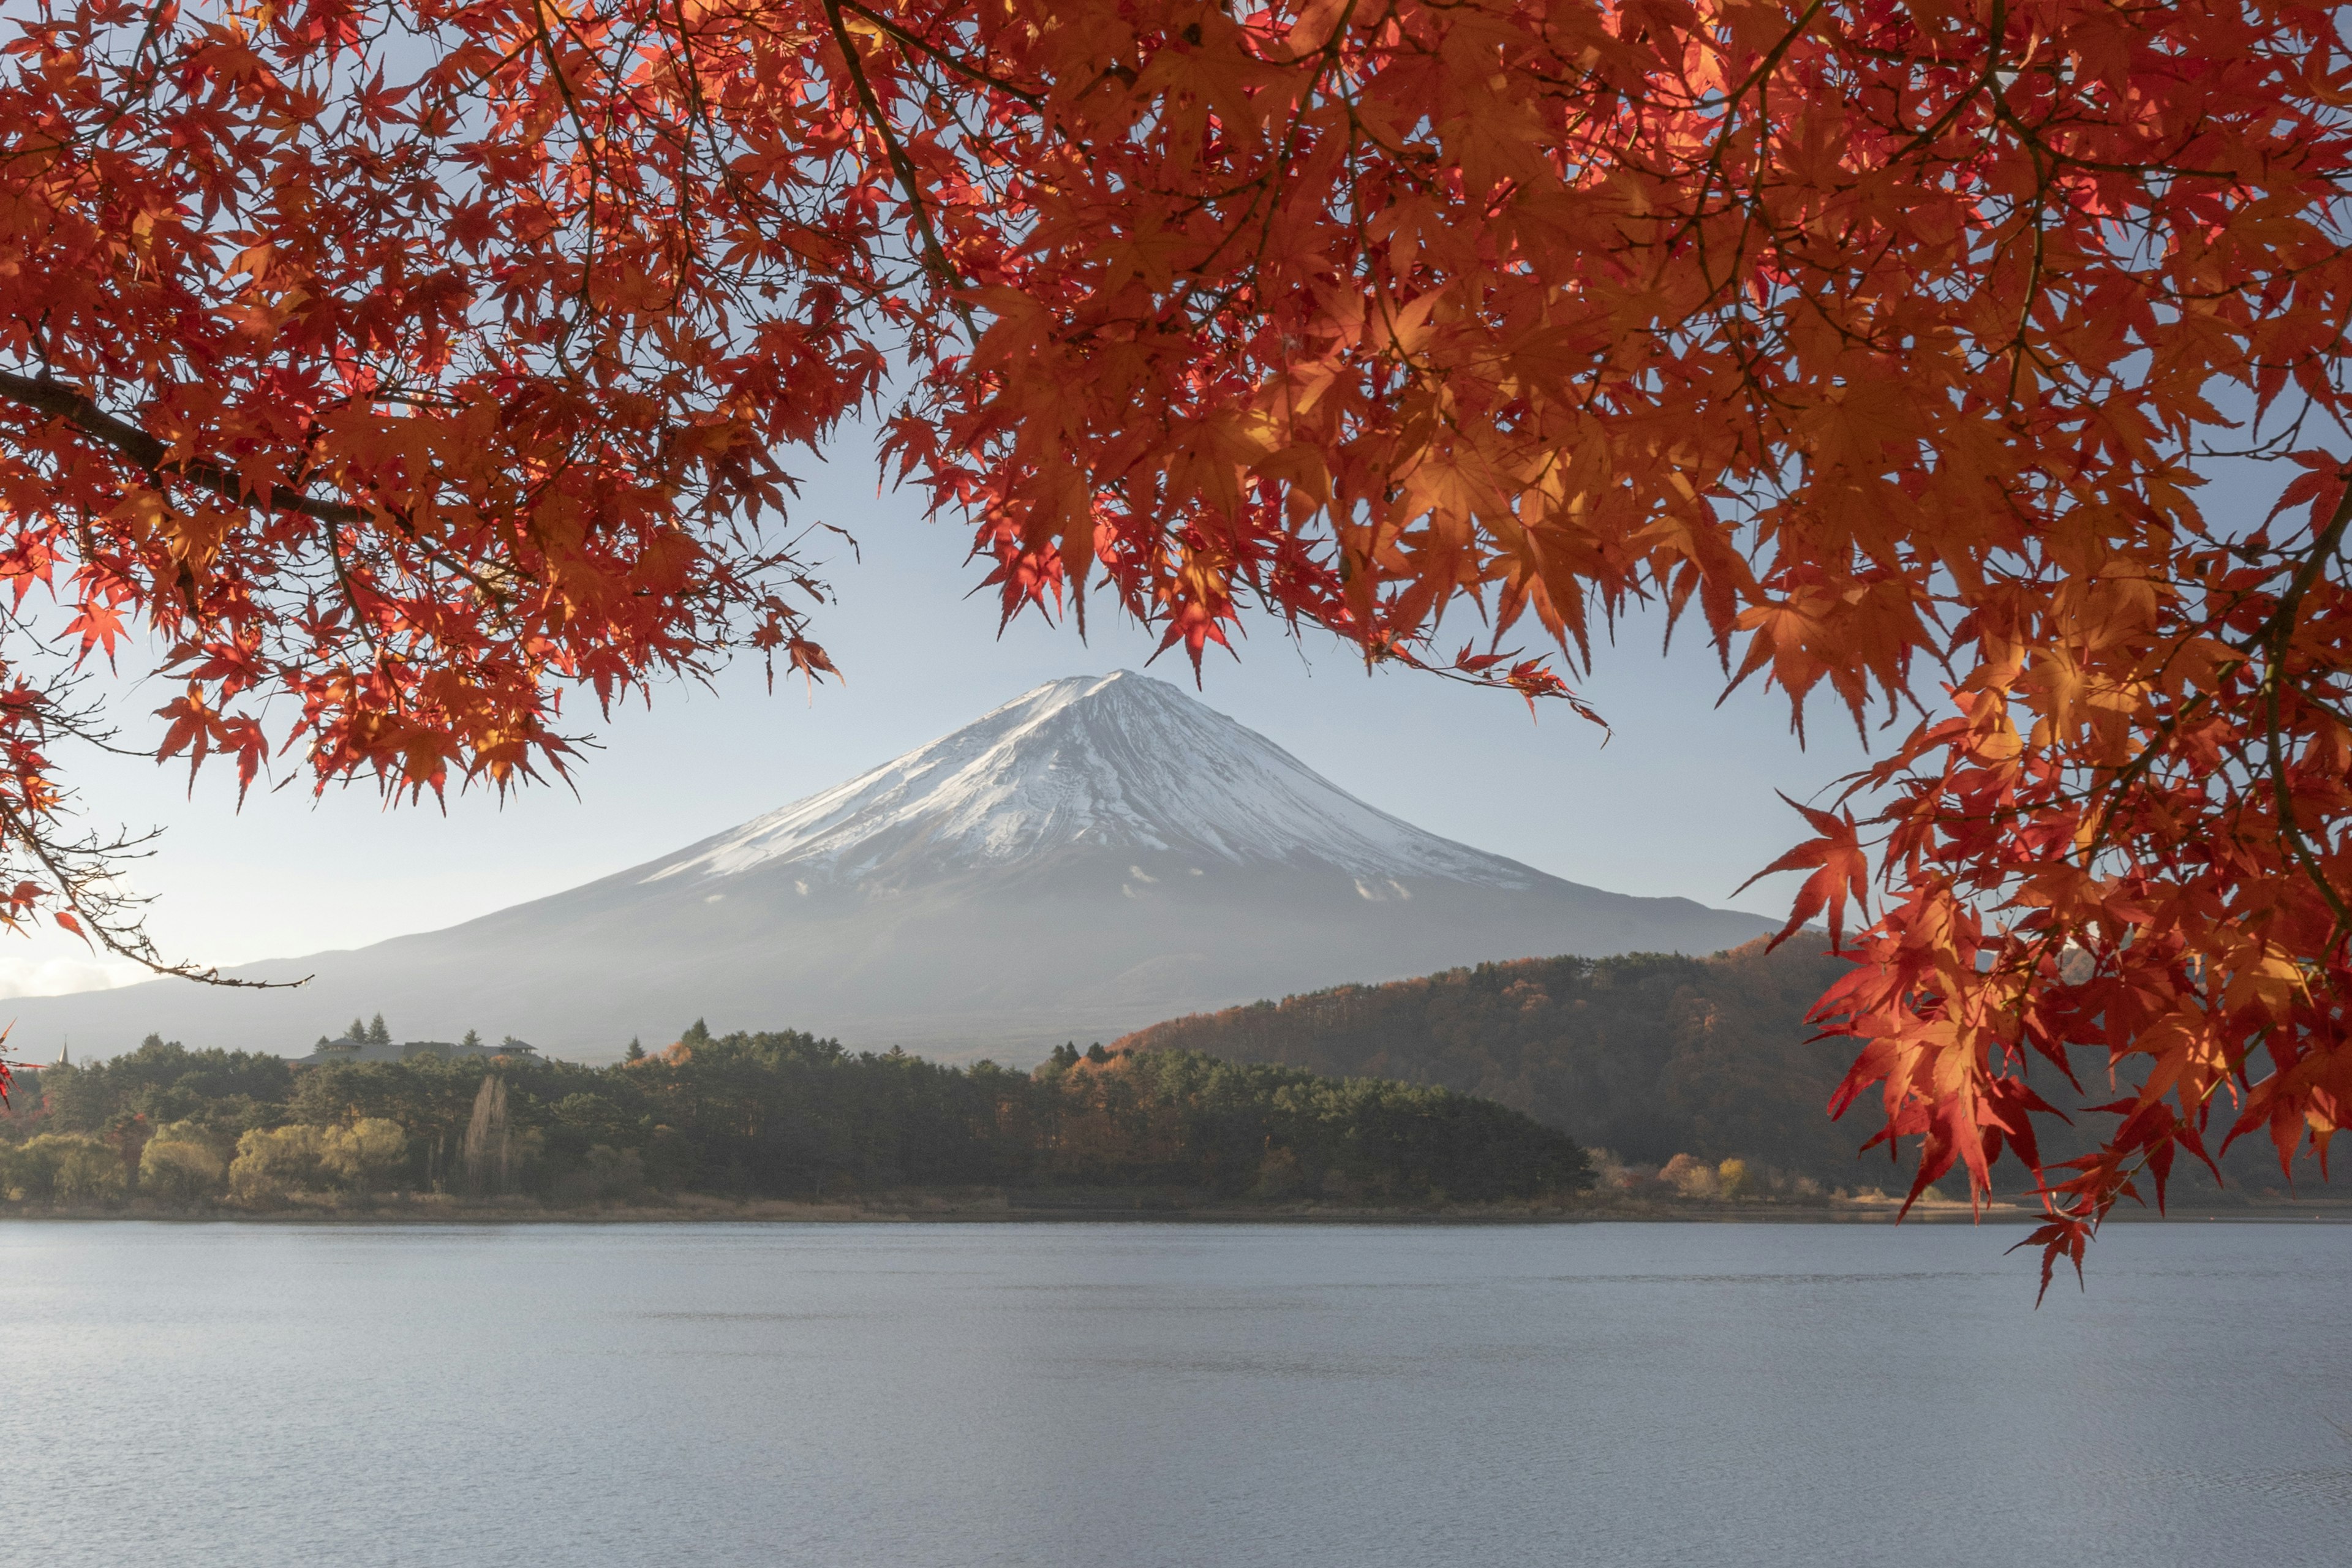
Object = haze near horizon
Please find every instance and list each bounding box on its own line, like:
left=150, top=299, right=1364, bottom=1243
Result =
left=0, top=669, right=1784, bottom=1062
left=0, top=434, right=1870, bottom=1012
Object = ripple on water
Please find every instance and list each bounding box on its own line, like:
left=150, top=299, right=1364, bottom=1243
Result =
left=0, top=1219, right=2343, bottom=1568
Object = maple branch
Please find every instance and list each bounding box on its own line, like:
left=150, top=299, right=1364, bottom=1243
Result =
left=2003, top=138, right=2056, bottom=405
left=2258, top=479, right=2352, bottom=938
left=1234, top=0, right=1363, bottom=301
left=837, top=2, right=1046, bottom=107
left=2020, top=1069, right=2234, bottom=1302
left=0, top=739, right=303, bottom=992
left=662, top=0, right=739, bottom=205
left=0, top=368, right=701, bottom=643
left=0, top=369, right=366, bottom=526
left=2070, top=519, right=2343, bottom=880
left=2107, top=517, right=2352, bottom=889
left=820, top=0, right=978, bottom=340
left=527, top=0, right=612, bottom=322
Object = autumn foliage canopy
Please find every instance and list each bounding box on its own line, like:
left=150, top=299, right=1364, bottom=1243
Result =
left=3, top=0, right=2350, bottom=1272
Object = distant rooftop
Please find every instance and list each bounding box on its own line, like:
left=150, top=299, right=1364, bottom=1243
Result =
left=291, top=1036, right=541, bottom=1067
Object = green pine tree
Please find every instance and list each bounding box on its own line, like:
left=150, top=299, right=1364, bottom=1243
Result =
left=624, top=1037, right=645, bottom=1062
left=367, top=1013, right=391, bottom=1047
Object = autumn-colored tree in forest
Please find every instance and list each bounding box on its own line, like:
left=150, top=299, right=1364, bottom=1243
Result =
left=3, top=0, right=2349, bottom=1276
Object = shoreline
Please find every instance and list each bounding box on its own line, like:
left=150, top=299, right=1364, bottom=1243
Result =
left=6, top=1190, right=2348, bottom=1226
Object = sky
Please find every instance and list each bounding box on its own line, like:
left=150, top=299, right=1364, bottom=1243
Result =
left=0, top=432, right=1883, bottom=1000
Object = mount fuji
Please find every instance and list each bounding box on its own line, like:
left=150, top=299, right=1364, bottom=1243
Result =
left=4, top=672, right=1778, bottom=1063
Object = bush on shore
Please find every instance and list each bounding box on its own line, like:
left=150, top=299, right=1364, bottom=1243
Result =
left=2, top=1133, right=126, bottom=1203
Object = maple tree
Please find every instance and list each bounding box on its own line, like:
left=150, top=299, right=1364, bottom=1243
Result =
left=3, top=0, right=2350, bottom=1276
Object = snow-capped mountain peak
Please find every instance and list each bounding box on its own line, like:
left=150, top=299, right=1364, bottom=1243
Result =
left=643, top=671, right=1534, bottom=889
left=1, top=669, right=1779, bottom=1060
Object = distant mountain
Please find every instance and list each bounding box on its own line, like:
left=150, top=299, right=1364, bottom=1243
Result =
left=1114, top=941, right=1866, bottom=1179
left=4, top=671, right=1777, bottom=1063
left=1113, top=939, right=2313, bottom=1197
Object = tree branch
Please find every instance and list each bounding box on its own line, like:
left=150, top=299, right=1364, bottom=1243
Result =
left=0, top=368, right=366, bottom=526
left=819, top=0, right=978, bottom=339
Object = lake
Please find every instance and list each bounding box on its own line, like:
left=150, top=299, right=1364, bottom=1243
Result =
left=2, top=1220, right=2345, bottom=1567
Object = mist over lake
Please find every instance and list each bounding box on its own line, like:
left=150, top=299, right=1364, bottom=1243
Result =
left=5, top=1221, right=2345, bottom=1568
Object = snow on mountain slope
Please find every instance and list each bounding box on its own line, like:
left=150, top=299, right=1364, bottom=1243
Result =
left=643, top=671, right=1530, bottom=889
left=0, top=672, right=1781, bottom=1062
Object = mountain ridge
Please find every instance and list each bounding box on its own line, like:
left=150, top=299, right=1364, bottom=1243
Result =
left=638, top=671, right=1534, bottom=891
left=1, top=673, right=1777, bottom=1061
left=1112, top=939, right=1863, bottom=1179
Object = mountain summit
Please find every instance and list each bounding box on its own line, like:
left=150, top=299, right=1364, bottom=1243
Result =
left=648, top=671, right=1532, bottom=892
left=5, top=673, right=1776, bottom=1061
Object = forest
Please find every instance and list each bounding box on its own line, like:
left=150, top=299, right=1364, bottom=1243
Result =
left=1117, top=940, right=2319, bottom=1203
left=0, top=1026, right=1590, bottom=1211
left=1118, top=941, right=1864, bottom=1186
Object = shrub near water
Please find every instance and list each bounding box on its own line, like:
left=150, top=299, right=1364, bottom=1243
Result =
left=140, top=1137, right=227, bottom=1204
left=1, top=1134, right=125, bottom=1203
left=228, top=1120, right=409, bottom=1202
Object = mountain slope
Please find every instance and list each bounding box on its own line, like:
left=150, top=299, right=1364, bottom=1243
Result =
left=646, top=669, right=1531, bottom=890
left=1114, top=940, right=1864, bottom=1180
left=2, top=672, right=1777, bottom=1062
left=1112, top=938, right=2321, bottom=1197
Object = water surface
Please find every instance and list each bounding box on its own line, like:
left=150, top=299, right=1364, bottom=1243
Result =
left=3, top=1221, right=2345, bottom=1567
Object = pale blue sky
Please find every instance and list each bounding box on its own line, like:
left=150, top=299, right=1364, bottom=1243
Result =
left=0, top=434, right=1879, bottom=998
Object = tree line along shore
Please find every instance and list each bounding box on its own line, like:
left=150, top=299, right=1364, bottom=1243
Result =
left=0, top=1025, right=1594, bottom=1215
left=7, top=944, right=2335, bottom=1219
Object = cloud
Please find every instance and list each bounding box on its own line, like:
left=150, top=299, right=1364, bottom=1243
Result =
left=0, top=954, right=148, bottom=1001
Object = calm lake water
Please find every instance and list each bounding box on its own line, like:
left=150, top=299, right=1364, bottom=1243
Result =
left=2, top=1220, right=2345, bottom=1567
